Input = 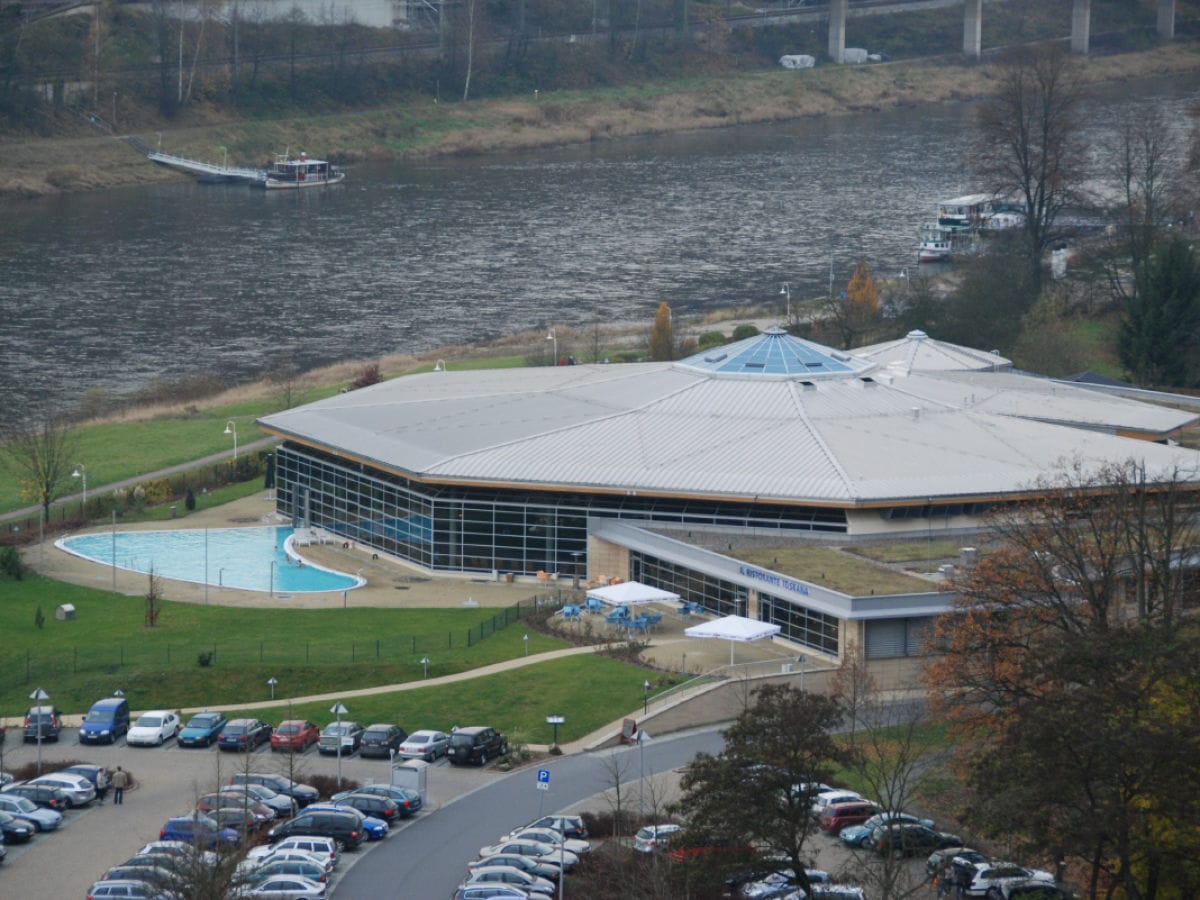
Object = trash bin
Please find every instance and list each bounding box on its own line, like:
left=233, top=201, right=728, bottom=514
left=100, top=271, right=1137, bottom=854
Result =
left=505, top=572, right=514, bottom=583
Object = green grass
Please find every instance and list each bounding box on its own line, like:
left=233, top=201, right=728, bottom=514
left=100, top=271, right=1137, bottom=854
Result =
left=0, top=576, right=567, bottom=714
left=847, top=540, right=967, bottom=565
left=231, top=655, right=675, bottom=747
left=736, top=546, right=935, bottom=596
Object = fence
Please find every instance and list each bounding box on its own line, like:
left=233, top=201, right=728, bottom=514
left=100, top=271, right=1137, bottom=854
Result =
left=1, top=598, right=548, bottom=686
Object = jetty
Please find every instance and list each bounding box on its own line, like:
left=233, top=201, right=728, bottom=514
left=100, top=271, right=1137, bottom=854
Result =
left=126, top=136, right=264, bottom=185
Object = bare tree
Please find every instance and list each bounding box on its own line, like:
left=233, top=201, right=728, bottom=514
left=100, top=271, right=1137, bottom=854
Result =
left=1, top=417, right=79, bottom=520
left=974, top=45, right=1086, bottom=292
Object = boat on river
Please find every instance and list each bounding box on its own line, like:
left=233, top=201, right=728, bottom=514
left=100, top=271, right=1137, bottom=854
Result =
left=259, top=152, right=345, bottom=189
left=917, top=221, right=955, bottom=262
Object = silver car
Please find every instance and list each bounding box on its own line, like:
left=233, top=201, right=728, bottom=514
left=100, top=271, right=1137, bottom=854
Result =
left=0, top=793, right=61, bottom=831
left=28, top=772, right=95, bottom=806
left=395, top=729, right=450, bottom=760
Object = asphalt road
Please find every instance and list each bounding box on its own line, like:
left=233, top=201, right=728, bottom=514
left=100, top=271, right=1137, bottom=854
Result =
left=333, top=727, right=726, bottom=898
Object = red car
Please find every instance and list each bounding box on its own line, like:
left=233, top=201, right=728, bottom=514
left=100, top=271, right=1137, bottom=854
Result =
left=818, top=800, right=880, bottom=834
left=271, top=719, right=320, bottom=752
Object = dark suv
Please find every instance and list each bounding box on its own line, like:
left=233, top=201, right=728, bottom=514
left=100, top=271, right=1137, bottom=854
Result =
left=268, top=809, right=364, bottom=850
left=359, top=723, right=407, bottom=759
left=24, top=706, right=62, bottom=742
left=448, top=726, right=507, bottom=766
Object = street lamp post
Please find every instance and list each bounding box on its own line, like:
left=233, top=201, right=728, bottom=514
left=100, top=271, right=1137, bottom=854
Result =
left=636, top=728, right=652, bottom=821
left=546, top=329, right=557, bottom=366
left=571, top=550, right=583, bottom=589
left=523, top=633, right=530, bottom=656
left=779, top=282, right=791, bottom=323
left=223, top=420, right=239, bottom=460
left=267, top=677, right=278, bottom=701
left=71, top=464, right=87, bottom=512
left=420, top=657, right=430, bottom=679
left=330, top=702, right=348, bottom=788
left=643, top=680, right=651, bottom=716
left=546, top=714, right=564, bottom=747
left=30, top=688, right=49, bottom=776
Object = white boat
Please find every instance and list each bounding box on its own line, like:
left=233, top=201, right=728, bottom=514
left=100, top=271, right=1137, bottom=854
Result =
left=917, top=222, right=954, bottom=262
left=981, top=210, right=1024, bottom=232
left=936, top=193, right=994, bottom=232
left=260, top=152, right=345, bottom=189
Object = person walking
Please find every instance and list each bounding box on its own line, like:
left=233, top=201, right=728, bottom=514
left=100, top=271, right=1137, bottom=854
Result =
left=111, top=766, right=129, bottom=805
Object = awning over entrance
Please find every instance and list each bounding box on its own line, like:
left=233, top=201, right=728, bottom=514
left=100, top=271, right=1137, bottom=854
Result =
left=585, top=581, right=681, bottom=606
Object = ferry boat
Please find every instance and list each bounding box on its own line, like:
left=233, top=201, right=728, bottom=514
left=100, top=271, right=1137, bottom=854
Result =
left=917, top=222, right=954, bottom=262
left=936, top=193, right=994, bottom=233
left=259, top=152, right=345, bottom=189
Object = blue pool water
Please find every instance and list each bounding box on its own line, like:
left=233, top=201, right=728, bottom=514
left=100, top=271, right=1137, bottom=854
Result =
left=57, top=526, right=363, bottom=594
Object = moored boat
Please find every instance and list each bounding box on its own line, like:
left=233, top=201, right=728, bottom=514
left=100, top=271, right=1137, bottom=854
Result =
left=936, top=193, right=993, bottom=232
left=917, top=222, right=954, bottom=262
left=259, top=152, right=345, bottom=189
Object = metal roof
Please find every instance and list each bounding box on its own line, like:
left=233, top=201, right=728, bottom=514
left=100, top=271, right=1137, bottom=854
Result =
left=853, top=330, right=1011, bottom=372
left=259, top=334, right=1200, bottom=507
left=676, top=327, right=875, bottom=379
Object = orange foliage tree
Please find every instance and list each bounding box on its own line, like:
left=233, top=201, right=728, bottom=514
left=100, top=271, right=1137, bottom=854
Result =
left=924, top=460, right=1200, bottom=899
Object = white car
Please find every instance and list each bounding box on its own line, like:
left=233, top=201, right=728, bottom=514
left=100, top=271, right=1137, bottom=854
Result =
left=811, top=789, right=862, bottom=816
left=252, top=836, right=339, bottom=869
left=127, top=710, right=181, bottom=746
left=0, top=793, right=61, bottom=830
left=963, top=861, right=1055, bottom=897
left=241, top=849, right=335, bottom=876
left=478, top=839, right=579, bottom=870
left=241, top=874, right=327, bottom=898
left=633, top=823, right=682, bottom=853
left=138, top=839, right=217, bottom=867
left=463, top=864, right=556, bottom=898
left=28, top=772, right=95, bottom=806
left=395, top=729, right=450, bottom=760
left=504, top=826, right=590, bottom=855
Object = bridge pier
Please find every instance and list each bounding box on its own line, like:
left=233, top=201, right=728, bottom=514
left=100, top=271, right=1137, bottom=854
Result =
left=1159, top=0, right=1176, bottom=39
left=828, top=0, right=846, bottom=63
left=1071, top=0, right=1091, bottom=55
left=963, top=0, right=982, bottom=60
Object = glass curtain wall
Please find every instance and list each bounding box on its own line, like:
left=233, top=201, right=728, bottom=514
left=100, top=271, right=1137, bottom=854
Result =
left=629, top=551, right=747, bottom=617
left=758, top=592, right=840, bottom=654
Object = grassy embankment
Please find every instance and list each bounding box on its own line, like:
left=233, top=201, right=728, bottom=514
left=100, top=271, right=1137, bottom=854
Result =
left=0, top=576, right=680, bottom=744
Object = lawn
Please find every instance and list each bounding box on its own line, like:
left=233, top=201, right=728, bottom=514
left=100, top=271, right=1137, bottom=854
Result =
left=736, top=546, right=935, bottom=596
left=847, top=540, right=969, bottom=565
left=230, top=654, right=674, bottom=747
left=0, top=576, right=567, bottom=714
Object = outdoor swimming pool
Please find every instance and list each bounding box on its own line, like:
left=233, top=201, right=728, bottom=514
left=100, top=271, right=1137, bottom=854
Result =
left=57, top=526, right=363, bottom=594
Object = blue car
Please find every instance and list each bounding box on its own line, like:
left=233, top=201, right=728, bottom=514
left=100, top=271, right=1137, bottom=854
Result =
left=178, top=712, right=228, bottom=748
left=159, top=814, right=240, bottom=849
left=304, top=803, right=389, bottom=840
left=840, top=812, right=935, bottom=849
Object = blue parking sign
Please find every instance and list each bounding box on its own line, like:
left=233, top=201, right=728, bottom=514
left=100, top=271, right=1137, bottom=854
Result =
left=536, top=768, right=550, bottom=791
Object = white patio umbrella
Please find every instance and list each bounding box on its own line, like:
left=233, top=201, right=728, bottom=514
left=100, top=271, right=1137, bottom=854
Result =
left=684, top=614, right=781, bottom=665
left=585, top=581, right=681, bottom=606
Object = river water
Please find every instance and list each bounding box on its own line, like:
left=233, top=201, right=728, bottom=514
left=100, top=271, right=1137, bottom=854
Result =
left=1, top=73, right=1196, bottom=424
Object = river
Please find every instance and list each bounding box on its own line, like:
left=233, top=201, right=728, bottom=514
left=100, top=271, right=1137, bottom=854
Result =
left=1, top=73, right=1196, bottom=425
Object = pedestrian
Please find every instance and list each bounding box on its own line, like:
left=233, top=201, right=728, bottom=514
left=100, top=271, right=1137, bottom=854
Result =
left=111, top=766, right=129, bottom=805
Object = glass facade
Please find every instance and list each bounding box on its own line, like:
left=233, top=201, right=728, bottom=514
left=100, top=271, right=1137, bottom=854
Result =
left=759, top=591, right=840, bottom=655
left=630, top=552, right=749, bottom=618
left=275, top=444, right=848, bottom=577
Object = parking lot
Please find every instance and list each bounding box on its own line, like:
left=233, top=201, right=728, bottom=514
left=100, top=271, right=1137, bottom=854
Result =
left=0, top=724, right=499, bottom=898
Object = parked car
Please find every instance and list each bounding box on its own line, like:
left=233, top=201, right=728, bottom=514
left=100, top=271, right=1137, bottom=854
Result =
left=79, top=696, right=131, bottom=745
left=840, top=811, right=936, bottom=848
left=303, top=803, right=390, bottom=841
left=326, top=792, right=401, bottom=823
left=23, top=704, right=63, bottom=742
left=126, top=710, right=181, bottom=747
left=218, top=718, right=273, bottom=752
left=86, top=879, right=168, bottom=899
left=871, top=823, right=963, bottom=857
left=137, top=840, right=218, bottom=869
left=463, top=864, right=556, bottom=898
left=453, top=884, right=549, bottom=900
left=234, top=782, right=297, bottom=818
left=0, top=792, right=62, bottom=830
left=243, top=848, right=335, bottom=877
left=333, top=784, right=422, bottom=818
left=60, top=763, right=111, bottom=801
left=252, top=835, right=338, bottom=870
left=359, top=723, right=407, bottom=758
left=986, top=879, right=1069, bottom=900
left=810, top=789, right=863, bottom=816
left=29, top=772, right=96, bottom=806
left=395, top=729, right=450, bottom=760
left=271, top=720, right=320, bottom=753
left=0, top=808, right=36, bottom=842
left=2, top=781, right=71, bottom=811
left=159, top=813, right=240, bottom=850
left=962, top=862, right=1056, bottom=897
left=100, top=864, right=176, bottom=887
left=178, top=712, right=228, bottom=748
left=928, top=847, right=988, bottom=879
left=267, top=809, right=365, bottom=850
left=229, top=773, right=320, bottom=808
left=209, top=807, right=271, bottom=835
left=467, top=853, right=561, bottom=883
left=246, top=858, right=329, bottom=886
left=524, top=814, right=588, bottom=840
left=448, top=726, right=507, bottom=766
left=195, top=791, right=275, bottom=823
left=317, top=721, right=364, bottom=756
left=503, top=827, right=590, bottom=855
left=633, top=823, right=682, bottom=853
left=478, top=839, right=578, bottom=871
left=241, top=874, right=328, bottom=898
left=818, top=800, right=880, bottom=833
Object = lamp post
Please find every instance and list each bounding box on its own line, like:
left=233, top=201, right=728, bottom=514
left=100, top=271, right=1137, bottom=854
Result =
left=30, top=688, right=49, bottom=776
left=546, top=714, right=564, bottom=747
left=523, top=633, right=530, bottom=657
left=267, top=677, right=278, bottom=701
left=330, top=702, right=348, bottom=788
left=643, top=680, right=650, bottom=716
left=571, top=550, right=583, bottom=589
left=223, top=420, right=238, bottom=460
left=779, top=282, right=791, bottom=323
left=546, top=329, right=557, bottom=366
left=72, top=464, right=87, bottom=512
left=636, top=728, right=652, bottom=821
left=420, top=657, right=430, bottom=679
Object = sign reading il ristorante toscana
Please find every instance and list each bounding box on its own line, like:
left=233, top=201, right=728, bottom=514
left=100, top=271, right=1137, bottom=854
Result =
left=737, top=564, right=810, bottom=596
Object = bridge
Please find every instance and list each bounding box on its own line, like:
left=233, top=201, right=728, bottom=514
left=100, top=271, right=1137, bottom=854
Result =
left=827, top=0, right=1180, bottom=62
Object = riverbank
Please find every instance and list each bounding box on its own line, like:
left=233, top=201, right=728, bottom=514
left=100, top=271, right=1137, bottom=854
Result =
left=2, top=42, right=1198, bottom=200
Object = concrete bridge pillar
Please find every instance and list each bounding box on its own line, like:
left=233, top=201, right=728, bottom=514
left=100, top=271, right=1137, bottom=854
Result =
left=828, top=0, right=847, bottom=63
left=1158, top=0, right=1176, bottom=39
left=1071, top=0, right=1091, bottom=55
left=963, top=0, right=982, bottom=60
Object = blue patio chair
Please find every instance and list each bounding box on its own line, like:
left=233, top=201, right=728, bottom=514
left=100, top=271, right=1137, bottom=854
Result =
left=584, top=597, right=604, bottom=614
left=626, top=618, right=650, bottom=636
left=605, top=606, right=630, bottom=626
left=561, top=604, right=582, bottom=620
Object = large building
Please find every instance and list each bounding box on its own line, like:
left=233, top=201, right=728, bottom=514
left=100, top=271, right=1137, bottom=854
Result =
left=258, top=328, right=1200, bottom=666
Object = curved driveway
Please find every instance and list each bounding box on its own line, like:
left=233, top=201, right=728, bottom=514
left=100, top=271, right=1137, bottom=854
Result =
left=334, top=727, right=725, bottom=898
